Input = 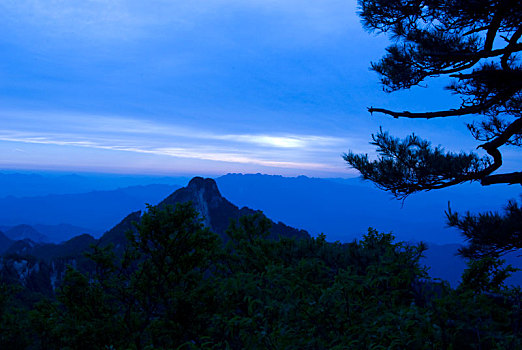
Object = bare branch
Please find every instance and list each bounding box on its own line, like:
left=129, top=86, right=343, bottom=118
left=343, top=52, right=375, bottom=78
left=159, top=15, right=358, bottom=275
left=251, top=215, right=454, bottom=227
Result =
left=483, top=5, right=505, bottom=51
left=482, top=171, right=522, bottom=185
left=501, top=26, right=522, bottom=70
left=368, top=100, right=495, bottom=119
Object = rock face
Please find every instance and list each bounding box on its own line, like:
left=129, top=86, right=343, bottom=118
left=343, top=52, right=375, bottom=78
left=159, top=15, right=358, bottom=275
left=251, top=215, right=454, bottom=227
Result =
left=0, top=256, right=53, bottom=296
left=158, top=177, right=309, bottom=241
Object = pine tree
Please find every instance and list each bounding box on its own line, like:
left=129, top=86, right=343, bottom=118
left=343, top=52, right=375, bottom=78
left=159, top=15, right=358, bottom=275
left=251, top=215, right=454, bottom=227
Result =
left=344, top=0, right=522, bottom=257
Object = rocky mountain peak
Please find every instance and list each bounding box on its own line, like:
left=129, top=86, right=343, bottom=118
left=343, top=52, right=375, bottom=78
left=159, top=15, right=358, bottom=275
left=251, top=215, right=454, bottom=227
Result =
left=187, top=177, right=221, bottom=197
left=156, top=177, right=308, bottom=240
left=160, top=177, right=227, bottom=229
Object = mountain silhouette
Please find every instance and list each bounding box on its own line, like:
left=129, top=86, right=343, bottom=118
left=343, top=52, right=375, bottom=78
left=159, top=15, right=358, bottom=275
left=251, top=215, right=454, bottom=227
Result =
left=98, top=177, right=308, bottom=248
left=2, top=177, right=309, bottom=293
left=157, top=177, right=309, bottom=240
left=0, top=230, right=13, bottom=254
left=0, top=184, right=180, bottom=237
left=4, top=224, right=48, bottom=243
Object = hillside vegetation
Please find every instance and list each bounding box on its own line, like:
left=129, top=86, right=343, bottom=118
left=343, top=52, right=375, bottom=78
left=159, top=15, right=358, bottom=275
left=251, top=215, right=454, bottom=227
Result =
left=1, top=203, right=521, bottom=349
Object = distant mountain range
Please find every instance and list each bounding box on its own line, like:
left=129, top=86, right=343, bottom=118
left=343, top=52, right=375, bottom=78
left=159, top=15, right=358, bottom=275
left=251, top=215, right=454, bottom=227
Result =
left=214, top=174, right=522, bottom=286
left=0, top=172, right=189, bottom=197
left=1, top=172, right=518, bottom=244
left=1, top=224, right=49, bottom=243
left=0, top=177, right=309, bottom=294
left=216, top=173, right=518, bottom=244
left=0, top=184, right=181, bottom=237
left=0, top=224, right=99, bottom=244
left=0, top=172, right=520, bottom=287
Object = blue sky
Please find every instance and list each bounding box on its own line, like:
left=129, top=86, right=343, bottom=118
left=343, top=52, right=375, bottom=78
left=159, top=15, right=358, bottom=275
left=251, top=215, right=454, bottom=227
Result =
left=0, top=0, right=515, bottom=177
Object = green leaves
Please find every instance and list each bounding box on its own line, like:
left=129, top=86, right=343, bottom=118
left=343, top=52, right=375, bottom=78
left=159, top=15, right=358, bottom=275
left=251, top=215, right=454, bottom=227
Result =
left=344, top=129, right=489, bottom=198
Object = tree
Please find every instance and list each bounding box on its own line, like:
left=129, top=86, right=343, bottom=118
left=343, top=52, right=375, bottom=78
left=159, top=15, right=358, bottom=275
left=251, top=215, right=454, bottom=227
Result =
left=37, top=202, right=223, bottom=349
left=446, top=197, right=522, bottom=258
left=6, top=211, right=522, bottom=348
left=344, top=0, right=522, bottom=256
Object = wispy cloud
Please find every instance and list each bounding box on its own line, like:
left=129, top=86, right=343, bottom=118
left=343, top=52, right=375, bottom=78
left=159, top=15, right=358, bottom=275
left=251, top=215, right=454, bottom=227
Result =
left=216, top=134, right=344, bottom=149
left=0, top=131, right=338, bottom=170
left=0, top=110, right=353, bottom=173
left=1, top=110, right=348, bottom=147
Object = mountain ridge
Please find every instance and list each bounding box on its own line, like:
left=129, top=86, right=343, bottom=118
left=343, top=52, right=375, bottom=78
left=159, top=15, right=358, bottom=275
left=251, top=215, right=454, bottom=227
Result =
left=1, top=177, right=309, bottom=293
left=0, top=184, right=181, bottom=238
left=158, top=177, right=309, bottom=241
left=0, top=230, right=13, bottom=254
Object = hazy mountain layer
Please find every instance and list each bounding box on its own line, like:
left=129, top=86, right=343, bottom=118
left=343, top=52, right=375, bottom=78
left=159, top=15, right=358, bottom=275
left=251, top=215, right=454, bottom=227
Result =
left=0, top=230, right=13, bottom=254
left=0, top=184, right=181, bottom=237
left=2, top=177, right=309, bottom=293
left=1, top=172, right=520, bottom=286
left=216, top=173, right=518, bottom=244
left=3, top=225, right=48, bottom=243
left=0, top=172, right=189, bottom=197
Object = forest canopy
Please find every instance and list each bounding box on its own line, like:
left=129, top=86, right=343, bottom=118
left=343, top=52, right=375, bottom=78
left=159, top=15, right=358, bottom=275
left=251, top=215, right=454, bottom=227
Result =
left=1, top=204, right=521, bottom=349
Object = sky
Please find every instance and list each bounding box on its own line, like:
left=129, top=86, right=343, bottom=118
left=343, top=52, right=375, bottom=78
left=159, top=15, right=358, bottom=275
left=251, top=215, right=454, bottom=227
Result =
left=0, top=0, right=517, bottom=177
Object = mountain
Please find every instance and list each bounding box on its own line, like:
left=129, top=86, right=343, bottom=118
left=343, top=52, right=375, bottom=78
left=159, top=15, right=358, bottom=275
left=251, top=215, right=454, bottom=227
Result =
left=2, top=173, right=516, bottom=245
left=216, top=173, right=518, bottom=244
left=3, top=238, right=40, bottom=257
left=99, top=177, right=309, bottom=247
left=0, top=230, right=13, bottom=254
left=0, top=224, right=98, bottom=245
left=32, top=224, right=100, bottom=243
left=4, top=224, right=48, bottom=243
left=0, top=184, right=181, bottom=237
left=2, top=173, right=519, bottom=289
left=5, top=234, right=97, bottom=263
left=2, top=177, right=309, bottom=294
left=0, top=172, right=190, bottom=197
left=157, top=177, right=309, bottom=241
left=214, top=174, right=522, bottom=285
left=99, top=211, right=142, bottom=249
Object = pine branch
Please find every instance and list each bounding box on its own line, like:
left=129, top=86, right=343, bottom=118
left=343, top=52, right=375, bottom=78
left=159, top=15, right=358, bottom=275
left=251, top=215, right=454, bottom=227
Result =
left=483, top=3, right=506, bottom=52
left=482, top=172, right=522, bottom=185
left=501, top=26, right=522, bottom=70
left=368, top=101, right=495, bottom=119
left=480, top=117, right=522, bottom=150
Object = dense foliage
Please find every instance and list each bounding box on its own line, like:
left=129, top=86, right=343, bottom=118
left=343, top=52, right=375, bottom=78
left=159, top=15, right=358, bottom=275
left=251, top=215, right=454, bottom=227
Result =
left=344, top=0, right=522, bottom=258
left=1, top=204, right=521, bottom=349
left=447, top=197, right=522, bottom=258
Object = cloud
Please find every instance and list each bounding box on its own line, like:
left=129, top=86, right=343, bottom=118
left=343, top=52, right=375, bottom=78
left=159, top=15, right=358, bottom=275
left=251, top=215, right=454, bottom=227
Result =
left=217, top=134, right=344, bottom=149
left=0, top=109, right=351, bottom=173
left=0, top=131, right=339, bottom=171
left=1, top=110, right=348, bottom=149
